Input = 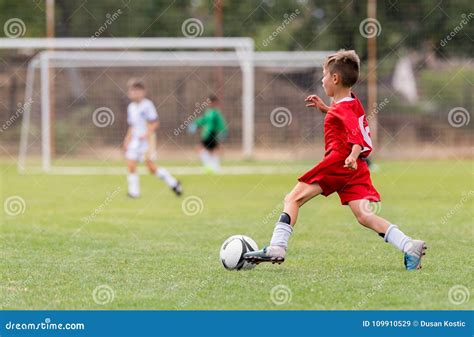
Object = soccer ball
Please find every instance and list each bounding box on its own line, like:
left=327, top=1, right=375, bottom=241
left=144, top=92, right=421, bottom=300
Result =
left=220, top=235, right=258, bottom=270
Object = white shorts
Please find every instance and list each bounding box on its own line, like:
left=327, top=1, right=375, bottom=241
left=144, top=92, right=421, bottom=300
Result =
left=125, top=134, right=157, bottom=162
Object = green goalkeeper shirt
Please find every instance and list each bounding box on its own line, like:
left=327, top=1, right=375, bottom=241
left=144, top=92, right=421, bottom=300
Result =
left=194, top=108, right=227, bottom=141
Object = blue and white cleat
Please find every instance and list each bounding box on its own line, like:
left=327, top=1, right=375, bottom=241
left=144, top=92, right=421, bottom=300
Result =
left=404, top=240, right=427, bottom=270
left=243, top=246, right=285, bottom=265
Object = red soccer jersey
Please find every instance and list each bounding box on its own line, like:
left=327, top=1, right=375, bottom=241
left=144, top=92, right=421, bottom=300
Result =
left=298, top=93, right=380, bottom=204
left=323, top=93, right=373, bottom=158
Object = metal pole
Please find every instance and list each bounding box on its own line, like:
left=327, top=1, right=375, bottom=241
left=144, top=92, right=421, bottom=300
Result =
left=46, top=0, right=55, bottom=162
left=41, top=53, right=51, bottom=172
left=18, top=59, right=39, bottom=173
left=367, top=0, right=378, bottom=147
left=214, top=0, right=225, bottom=98
left=239, top=45, right=254, bottom=158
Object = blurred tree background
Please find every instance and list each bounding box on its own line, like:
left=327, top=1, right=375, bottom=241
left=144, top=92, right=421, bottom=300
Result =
left=0, top=0, right=472, bottom=57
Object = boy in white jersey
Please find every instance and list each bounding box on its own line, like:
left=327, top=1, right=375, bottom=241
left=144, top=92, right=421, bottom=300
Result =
left=123, top=79, right=182, bottom=198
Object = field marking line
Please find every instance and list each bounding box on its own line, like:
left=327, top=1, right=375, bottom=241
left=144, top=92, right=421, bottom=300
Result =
left=22, top=165, right=308, bottom=175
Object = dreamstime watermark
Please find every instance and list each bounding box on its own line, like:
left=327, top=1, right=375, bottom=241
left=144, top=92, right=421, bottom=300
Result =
left=353, top=275, right=388, bottom=309
left=270, top=107, right=292, bottom=127
left=181, top=18, right=204, bottom=38
left=4, top=18, right=26, bottom=38
left=175, top=276, right=212, bottom=309
left=84, top=9, right=123, bottom=47
left=366, top=97, right=389, bottom=122
left=92, top=107, right=115, bottom=128
left=261, top=201, right=284, bottom=227
left=4, top=318, right=85, bottom=331
left=270, top=285, right=292, bottom=305
left=447, top=107, right=470, bottom=128
left=4, top=196, right=26, bottom=216
left=358, top=199, right=382, bottom=217
left=181, top=196, right=204, bottom=216
left=440, top=190, right=473, bottom=225
left=448, top=285, right=470, bottom=305
left=92, top=285, right=115, bottom=305
left=359, top=18, right=381, bottom=38
left=1, top=98, right=34, bottom=133
left=81, top=186, right=121, bottom=224
left=2, top=276, right=33, bottom=308
left=440, top=13, right=474, bottom=47
left=173, top=98, right=211, bottom=136
left=262, top=9, right=300, bottom=47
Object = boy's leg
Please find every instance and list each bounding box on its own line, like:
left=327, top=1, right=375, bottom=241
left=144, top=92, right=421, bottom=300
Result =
left=348, top=199, right=390, bottom=234
left=199, top=146, right=212, bottom=169
left=244, top=182, right=323, bottom=264
left=145, top=159, right=182, bottom=196
left=127, top=160, right=140, bottom=198
left=348, top=199, right=426, bottom=270
left=208, top=148, right=221, bottom=172
left=145, top=159, right=157, bottom=175
left=283, top=182, right=324, bottom=226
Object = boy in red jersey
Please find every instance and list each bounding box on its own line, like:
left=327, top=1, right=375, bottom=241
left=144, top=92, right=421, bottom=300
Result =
left=244, top=50, right=426, bottom=270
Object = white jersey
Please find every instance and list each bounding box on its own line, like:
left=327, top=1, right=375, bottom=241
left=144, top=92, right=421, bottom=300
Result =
left=127, top=98, right=158, bottom=138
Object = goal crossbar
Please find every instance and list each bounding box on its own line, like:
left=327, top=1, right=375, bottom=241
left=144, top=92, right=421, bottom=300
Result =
left=0, top=37, right=254, bottom=50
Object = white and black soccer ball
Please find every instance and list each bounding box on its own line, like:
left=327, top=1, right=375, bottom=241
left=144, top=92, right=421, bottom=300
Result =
left=220, top=235, right=258, bottom=270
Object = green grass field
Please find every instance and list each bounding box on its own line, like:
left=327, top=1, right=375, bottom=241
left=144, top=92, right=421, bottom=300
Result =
left=1, top=160, right=473, bottom=310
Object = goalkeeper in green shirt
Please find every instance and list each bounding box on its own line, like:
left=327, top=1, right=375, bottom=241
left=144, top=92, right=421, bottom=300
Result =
left=190, top=95, right=227, bottom=173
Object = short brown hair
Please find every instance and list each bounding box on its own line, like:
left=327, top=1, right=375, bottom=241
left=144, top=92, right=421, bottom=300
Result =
left=208, top=94, right=219, bottom=103
left=324, top=50, right=360, bottom=87
left=127, top=78, right=145, bottom=90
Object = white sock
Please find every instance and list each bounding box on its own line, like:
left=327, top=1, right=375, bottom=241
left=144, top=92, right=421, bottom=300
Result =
left=127, top=173, right=140, bottom=197
left=385, top=224, right=412, bottom=252
left=199, top=150, right=211, bottom=167
left=210, top=154, right=221, bottom=172
left=270, top=222, right=293, bottom=250
left=156, top=167, right=177, bottom=188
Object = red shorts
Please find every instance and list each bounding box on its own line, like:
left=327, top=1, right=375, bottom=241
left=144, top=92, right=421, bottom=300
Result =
left=298, top=150, right=381, bottom=205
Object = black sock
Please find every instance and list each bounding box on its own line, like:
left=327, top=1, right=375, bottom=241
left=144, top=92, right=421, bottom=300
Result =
left=278, top=212, right=291, bottom=225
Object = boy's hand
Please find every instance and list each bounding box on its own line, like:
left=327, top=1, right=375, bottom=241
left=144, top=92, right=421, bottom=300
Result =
left=187, top=122, right=197, bottom=134
left=344, top=155, right=358, bottom=170
left=305, top=95, right=330, bottom=113
left=123, top=141, right=129, bottom=152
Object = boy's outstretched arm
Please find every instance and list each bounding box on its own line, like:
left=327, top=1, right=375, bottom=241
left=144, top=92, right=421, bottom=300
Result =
left=305, top=95, right=330, bottom=114
left=344, top=144, right=362, bottom=170
left=194, top=113, right=208, bottom=127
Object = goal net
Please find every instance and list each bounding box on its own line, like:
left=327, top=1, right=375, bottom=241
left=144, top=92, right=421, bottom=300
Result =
left=12, top=38, right=330, bottom=173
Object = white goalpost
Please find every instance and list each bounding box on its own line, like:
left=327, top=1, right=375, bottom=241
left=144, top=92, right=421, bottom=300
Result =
left=0, top=37, right=331, bottom=174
